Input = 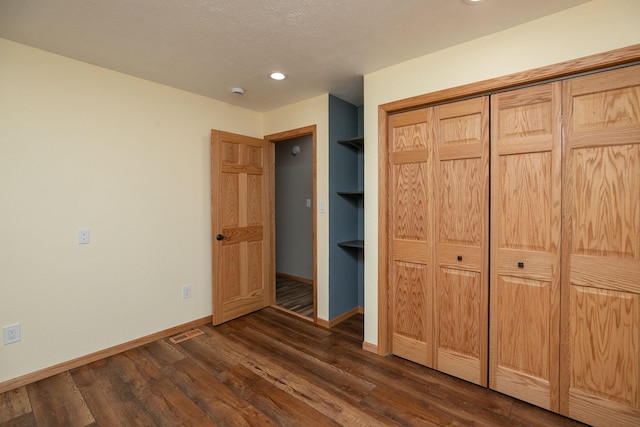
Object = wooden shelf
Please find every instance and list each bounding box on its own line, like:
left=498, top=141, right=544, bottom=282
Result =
left=337, top=191, right=364, bottom=198
left=338, top=240, right=364, bottom=249
left=337, top=137, right=364, bottom=151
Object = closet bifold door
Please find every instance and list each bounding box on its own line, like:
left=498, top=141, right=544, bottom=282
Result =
left=433, top=97, right=489, bottom=386
left=560, top=64, right=640, bottom=427
left=388, top=108, right=434, bottom=367
left=490, top=82, right=562, bottom=411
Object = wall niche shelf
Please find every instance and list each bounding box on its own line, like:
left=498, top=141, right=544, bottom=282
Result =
left=329, top=95, right=364, bottom=320
left=337, top=190, right=364, bottom=198
left=337, top=136, right=364, bottom=151
left=337, top=239, right=364, bottom=249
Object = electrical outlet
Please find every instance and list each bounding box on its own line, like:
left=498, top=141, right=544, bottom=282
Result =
left=78, top=228, right=90, bottom=244
left=182, top=284, right=191, bottom=299
left=3, top=323, right=21, bottom=345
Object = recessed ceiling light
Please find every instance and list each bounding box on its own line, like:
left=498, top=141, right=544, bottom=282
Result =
left=462, top=0, right=482, bottom=3
left=270, top=72, right=286, bottom=80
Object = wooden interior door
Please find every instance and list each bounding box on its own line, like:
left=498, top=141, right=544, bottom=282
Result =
left=560, top=65, right=640, bottom=427
left=433, top=97, right=489, bottom=386
left=211, top=130, right=270, bottom=325
left=388, top=108, right=434, bottom=367
left=490, top=83, right=562, bottom=411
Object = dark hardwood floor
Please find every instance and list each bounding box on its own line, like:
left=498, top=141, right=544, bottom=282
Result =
left=275, top=276, right=313, bottom=318
left=0, top=308, right=586, bottom=426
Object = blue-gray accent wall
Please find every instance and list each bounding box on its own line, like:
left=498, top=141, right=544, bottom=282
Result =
left=328, top=95, right=364, bottom=319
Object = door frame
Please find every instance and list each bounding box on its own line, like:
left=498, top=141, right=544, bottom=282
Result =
left=265, top=125, right=318, bottom=323
left=376, top=44, right=640, bottom=355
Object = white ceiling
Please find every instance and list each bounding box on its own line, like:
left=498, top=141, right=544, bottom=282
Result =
left=0, top=0, right=589, bottom=112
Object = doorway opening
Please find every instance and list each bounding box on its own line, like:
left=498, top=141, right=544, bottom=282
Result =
left=266, top=126, right=316, bottom=322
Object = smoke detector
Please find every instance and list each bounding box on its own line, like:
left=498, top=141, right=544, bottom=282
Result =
left=231, top=87, right=245, bottom=95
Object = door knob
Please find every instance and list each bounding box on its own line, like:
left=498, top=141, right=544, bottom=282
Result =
left=216, top=234, right=225, bottom=241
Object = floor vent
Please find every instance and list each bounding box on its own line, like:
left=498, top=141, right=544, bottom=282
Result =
left=168, top=328, right=204, bottom=344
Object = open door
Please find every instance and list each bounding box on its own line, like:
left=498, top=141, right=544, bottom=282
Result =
left=211, top=130, right=271, bottom=325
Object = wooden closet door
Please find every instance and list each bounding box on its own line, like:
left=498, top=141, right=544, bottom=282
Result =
left=433, top=97, right=489, bottom=386
left=388, top=108, right=434, bottom=367
left=560, top=65, right=640, bottom=427
left=490, top=83, right=562, bottom=411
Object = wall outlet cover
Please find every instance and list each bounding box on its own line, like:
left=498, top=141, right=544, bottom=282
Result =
left=182, top=284, right=192, bottom=299
left=3, top=323, right=21, bottom=345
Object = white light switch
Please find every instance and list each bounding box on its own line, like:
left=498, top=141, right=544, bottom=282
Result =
left=78, top=229, right=90, bottom=244
left=306, top=198, right=311, bottom=208
left=319, top=200, right=326, bottom=213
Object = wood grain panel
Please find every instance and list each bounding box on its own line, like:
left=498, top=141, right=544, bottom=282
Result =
left=222, top=142, right=240, bottom=164
left=392, top=122, right=428, bottom=152
left=392, top=261, right=428, bottom=344
left=497, top=98, right=552, bottom=140
left=391, top=261, right=430, bottom=366
left=246, top=173, right=262, bottom=226
left=438, top=112, right=482, bottom=146
left=246, top=145, right=263, bottom=167
left=437, top=268, right=480, bottom=358
left=498, top=152, right=551, bottom=252
left=571, top=145, right=639, bottom=259
left=222, top=172, right=239, bottom=228
left=561, top=64, right=640, bottom=427
left=491, top=82, right=561, bottom=411
left=570, top=86, right=640, bottom=134
left=392, top=163, right=428, bottom=241
left=247, top=241, right=262, bottom=293
left=222, top=243, right=241, bottom=300
left=497, top=276, right=551, bottom=379
left=438, top=158, right=482, bottom=246
left=570, top=286, right=639, bottom=408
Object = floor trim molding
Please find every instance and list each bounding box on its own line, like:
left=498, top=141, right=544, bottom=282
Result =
left=276, top=272, right=314, bottom=285
left=317, top=306, right=363, bottom=329
left=0, top=315, right=212, bottom=394
left=362, top=341, right=379, bottom=354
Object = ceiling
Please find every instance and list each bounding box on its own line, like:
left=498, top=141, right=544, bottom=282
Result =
left=0, top=0, right=589, bottom=112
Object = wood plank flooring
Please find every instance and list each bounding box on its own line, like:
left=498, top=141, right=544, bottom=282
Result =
left=275, top=276, right=313, bottom=318
left=0, top=308, right=586, bottom=426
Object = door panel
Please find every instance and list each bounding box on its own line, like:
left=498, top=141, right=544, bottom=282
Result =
left=561, top=65, right=640, bottom=427
left=388, top=109, right=434, bottom=367
left=490, top=82, right=562, bottom=411
left=434, top=97, right=489, bottom=386
left=212, top=130, right=270, bottom=325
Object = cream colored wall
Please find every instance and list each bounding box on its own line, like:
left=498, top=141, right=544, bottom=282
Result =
left=263, top=95, right=330, bottom=321
left=0, top=39, right=262, bottom=384
left=362, top=0, right=640, bottom=346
